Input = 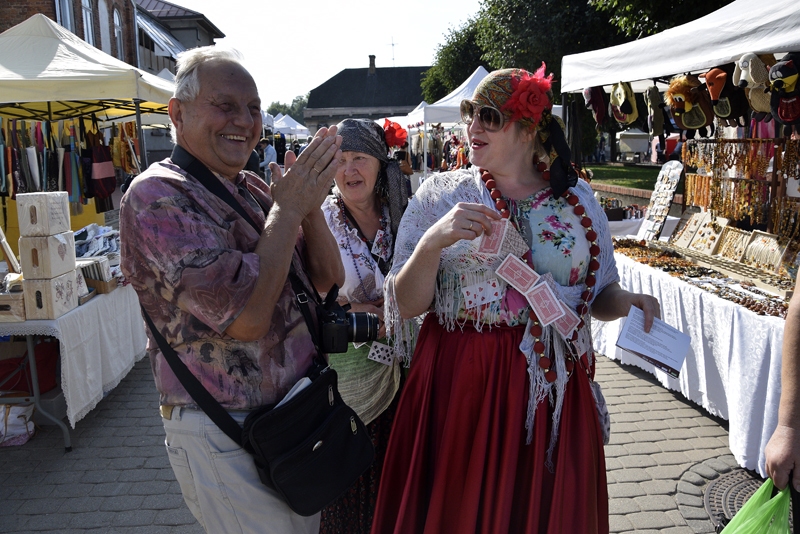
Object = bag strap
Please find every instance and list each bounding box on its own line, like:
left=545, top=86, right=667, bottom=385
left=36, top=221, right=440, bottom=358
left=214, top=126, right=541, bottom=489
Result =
left=142, top=309, right=244, bottom=446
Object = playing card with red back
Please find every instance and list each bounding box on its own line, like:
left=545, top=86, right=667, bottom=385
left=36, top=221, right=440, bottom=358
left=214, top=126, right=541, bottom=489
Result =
left=525, top=283, right=565, bottom=326
left=478, top=219, right=508, bottom=254
left=496, top=254, right=540, bottom=293
left=553, top=302, right=581, bottom=338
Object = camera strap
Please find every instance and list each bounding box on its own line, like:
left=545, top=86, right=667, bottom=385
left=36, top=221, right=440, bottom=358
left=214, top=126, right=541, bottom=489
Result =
left=137, top=146, right=329, bottom=448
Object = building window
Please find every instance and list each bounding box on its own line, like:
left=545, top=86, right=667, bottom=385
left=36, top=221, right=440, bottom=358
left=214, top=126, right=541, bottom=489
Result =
left=113, top=9, right=124, bottom=60
left=82, top=0, right=95, bottom=46
left=57, top=0, right=74, bottom=32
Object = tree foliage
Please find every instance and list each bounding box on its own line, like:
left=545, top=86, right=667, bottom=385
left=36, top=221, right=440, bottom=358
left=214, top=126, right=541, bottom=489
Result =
left=475, top=0, right=628, bottom=97
left=421, top=21, right=489, bottom=103
left=267, top=94, right=308, bottom=125
left=589, top=0, right=736, bottom=38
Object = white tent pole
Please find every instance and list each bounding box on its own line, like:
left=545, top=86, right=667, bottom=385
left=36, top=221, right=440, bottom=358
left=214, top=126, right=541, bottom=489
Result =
left=134, top=99, right=148, bottom=169
left=423, top=121, right=428, bottom=181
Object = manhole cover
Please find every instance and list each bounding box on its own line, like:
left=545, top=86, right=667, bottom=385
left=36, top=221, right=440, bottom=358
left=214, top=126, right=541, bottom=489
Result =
left=704, top=468, right=793, bottom=530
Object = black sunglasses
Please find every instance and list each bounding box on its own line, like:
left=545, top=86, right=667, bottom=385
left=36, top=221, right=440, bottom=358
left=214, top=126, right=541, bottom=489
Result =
left=460, top=100, right=505, bottom=132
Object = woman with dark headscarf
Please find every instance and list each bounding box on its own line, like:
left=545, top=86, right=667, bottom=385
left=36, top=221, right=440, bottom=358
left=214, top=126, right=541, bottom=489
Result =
left=318, top=118, right=409, bottom=534
left=370, top=67, right=661, bottom=533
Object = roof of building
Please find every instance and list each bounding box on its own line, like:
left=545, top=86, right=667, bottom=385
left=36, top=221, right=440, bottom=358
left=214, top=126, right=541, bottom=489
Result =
left=307, top=66, right=429, bottom=109
left=136, top=9, right=186, bottom=60
left=135, top=0, right=225, bottom=38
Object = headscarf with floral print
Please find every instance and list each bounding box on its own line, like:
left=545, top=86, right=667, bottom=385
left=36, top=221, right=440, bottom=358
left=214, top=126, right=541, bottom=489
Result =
left=473, top=65, right=578, bottom=198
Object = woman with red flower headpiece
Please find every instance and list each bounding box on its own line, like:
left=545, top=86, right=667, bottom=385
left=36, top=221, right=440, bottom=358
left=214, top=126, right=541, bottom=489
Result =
left=371, top=67, right=661, bottom=533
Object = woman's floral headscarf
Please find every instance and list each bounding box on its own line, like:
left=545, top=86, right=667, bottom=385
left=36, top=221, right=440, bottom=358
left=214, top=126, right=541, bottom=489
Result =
left=472, top=65, right=578, bottom=198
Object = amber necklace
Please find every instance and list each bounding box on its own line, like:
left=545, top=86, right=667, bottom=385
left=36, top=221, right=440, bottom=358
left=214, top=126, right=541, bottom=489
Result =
left=480, top=164, right=600, bottom=383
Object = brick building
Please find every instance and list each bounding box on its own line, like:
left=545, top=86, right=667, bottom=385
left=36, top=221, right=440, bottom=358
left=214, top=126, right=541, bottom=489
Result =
left=0, top=0, right=138, bottom=67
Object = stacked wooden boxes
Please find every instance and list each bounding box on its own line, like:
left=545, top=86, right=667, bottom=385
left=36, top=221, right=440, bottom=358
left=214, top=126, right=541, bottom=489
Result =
left=17, top=192, right=79, bottom=320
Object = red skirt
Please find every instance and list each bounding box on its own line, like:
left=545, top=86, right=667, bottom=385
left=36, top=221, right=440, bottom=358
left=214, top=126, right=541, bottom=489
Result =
left=371, top=315, right=608, bottom=534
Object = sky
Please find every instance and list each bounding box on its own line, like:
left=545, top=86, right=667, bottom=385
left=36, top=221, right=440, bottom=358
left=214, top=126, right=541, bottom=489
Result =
left=179, top=0, right=484, bottom=106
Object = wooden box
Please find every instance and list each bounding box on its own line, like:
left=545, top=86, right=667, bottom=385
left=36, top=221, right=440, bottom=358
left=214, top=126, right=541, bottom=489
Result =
left=18, top=231, right=76, bottom=280
left=23, top=270, right=78, bottom=320
left=85, top=277, right=119, bottom=294
left=16, top=192, right=71, bottom=237
left=0, top=292, right=25, bottom=322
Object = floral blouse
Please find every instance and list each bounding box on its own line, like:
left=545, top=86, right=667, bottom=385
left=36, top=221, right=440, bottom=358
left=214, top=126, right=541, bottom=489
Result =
left=441, top=187, right=591, bottom=326
left=321, top=195, right=392, bottom=304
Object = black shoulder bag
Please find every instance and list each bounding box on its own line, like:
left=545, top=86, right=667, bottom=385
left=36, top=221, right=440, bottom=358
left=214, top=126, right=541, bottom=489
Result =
left=141, top=146, right=374, bottom=516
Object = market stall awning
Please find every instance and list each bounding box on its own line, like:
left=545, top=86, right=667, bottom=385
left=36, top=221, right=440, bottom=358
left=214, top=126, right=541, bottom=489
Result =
left=0, top=14, right=174, bottom=121
left=560, top=0, right=800, bottom=93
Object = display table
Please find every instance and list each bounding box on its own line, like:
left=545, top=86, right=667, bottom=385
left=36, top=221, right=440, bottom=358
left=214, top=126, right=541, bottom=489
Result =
left=592, top=253, right=784, bottom=477
left=607, top=215, right=680, bottom=240
left=0, top=284, right=147, bottom=435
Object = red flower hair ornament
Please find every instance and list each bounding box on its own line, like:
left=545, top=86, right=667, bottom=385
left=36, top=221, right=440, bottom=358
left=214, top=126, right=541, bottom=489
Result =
left=383, top=119, right=408, bottom=148
left=501, top=63, right=554, bottom=129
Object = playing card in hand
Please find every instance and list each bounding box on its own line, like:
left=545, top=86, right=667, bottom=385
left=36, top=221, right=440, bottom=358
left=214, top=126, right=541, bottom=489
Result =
left=478, top=219, right=508, bottom=255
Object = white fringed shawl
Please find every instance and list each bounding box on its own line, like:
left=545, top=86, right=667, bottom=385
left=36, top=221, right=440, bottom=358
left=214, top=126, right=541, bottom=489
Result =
left=384, top=167, right=620, bottom=457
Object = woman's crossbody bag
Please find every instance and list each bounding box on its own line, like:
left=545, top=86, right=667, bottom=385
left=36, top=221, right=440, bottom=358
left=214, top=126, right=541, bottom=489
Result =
left=140, top=147, right=374, bottom=516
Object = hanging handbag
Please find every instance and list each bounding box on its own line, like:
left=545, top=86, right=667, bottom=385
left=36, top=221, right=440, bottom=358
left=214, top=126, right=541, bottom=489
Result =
left=141, top=146, right=374, bottom=516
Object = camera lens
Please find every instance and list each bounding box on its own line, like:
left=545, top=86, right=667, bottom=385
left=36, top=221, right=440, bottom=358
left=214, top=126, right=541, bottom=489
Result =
left=347, top=312, right=380, bottom=343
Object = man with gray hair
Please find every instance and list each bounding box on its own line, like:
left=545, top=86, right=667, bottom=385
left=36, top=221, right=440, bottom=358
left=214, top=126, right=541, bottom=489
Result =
left=119, top=46, right=344, bottom=533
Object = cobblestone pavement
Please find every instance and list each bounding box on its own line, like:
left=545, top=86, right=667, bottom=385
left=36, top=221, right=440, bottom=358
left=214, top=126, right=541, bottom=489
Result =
left=0, top=355, right=739, bottom=533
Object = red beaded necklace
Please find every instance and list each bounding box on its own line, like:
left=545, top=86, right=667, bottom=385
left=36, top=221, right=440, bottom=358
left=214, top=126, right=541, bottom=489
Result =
left=480, top=165, right=600, bottom=383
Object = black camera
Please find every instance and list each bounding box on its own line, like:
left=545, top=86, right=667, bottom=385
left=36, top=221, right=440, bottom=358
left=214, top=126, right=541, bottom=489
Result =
left=318, top=285, right=380, bottom=353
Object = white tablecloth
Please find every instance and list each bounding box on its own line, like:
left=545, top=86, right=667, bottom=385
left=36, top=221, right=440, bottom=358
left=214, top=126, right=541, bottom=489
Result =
left=607, top=215, right=680, bottom=240
left=592, top=253, right=784, bottom=476
left=0, top=284, right=147, bottom=428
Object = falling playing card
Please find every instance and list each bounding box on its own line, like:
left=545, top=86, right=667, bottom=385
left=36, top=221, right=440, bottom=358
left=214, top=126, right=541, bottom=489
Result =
left=496, top=255, right=540, bottom=293
left=553, top=302, right=581, bottom=338
left=461, top=278, right=503, bottom=309
left=367, top=342, right=394, bottom=366
left=478, top=219, right=508, bottom=255
left=525, top=283, right=565, bottom=326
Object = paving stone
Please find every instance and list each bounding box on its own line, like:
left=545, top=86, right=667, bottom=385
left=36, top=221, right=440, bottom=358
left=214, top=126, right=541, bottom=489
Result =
left=652, top=451, right=692, bottom=465
left=618, top=455, right=658, bottom=468
left=680, top=504, right=712, bottom=520
left=634, top=495, right=677, bottom=511
left=685, top=519, right=717, bottom=533
left=608, top=482, right=645, bottom=498
left=141, top=493, right=187, bottom=510
left=625, top=511, right=675, bottom=529
left=81, top=469, right=121, bottom=484
left=607, top=433, right=635, bottom=445
left=15, top=497, right=67, bottom=515
left=629, top=430, right=668, bottom=442
left=128, top=480, right=173, bottom=495
left=661, top=528, right=695, bottom=534
left=58, top=496, right=103, bottom=513
left=19, top=512, right=68, bottom=531
left=611, top=468, right=652, bottom=483
left=609, top=515, right=634, bottom=533
left=69, top=510, right=118, bottom=529
left=704, top=458, right=733, bottom=474
left=640, top=480, right=678, bottom=497
left=99, top=495, right=146, bottom=512
left=677, top=480, right=705, bottom=497
left=624, top=442, right=662, bottom=455
left=658, top=440, right=694, bottom=452
left=111, top=509, right=159, bottom=527
left=690, top=464, right=721, bottom=480
left=604, top=444, right=628, bottom=458
left=666, top=509, right=689, bottom=526
left=676, top=491, right=705, bottom=508
left=154, top=508, right=198, bottom=526
left=609, top=497, right=641, bottom=514
left=685, top=449, right=726, bottom=463
left=681, top=470, right=707, bottom=486
left=610, top=412, right=645, bottom=423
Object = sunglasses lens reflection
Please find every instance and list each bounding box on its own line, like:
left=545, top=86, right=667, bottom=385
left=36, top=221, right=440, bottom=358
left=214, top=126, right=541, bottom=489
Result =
left=460, top=101, right=503, bottom=132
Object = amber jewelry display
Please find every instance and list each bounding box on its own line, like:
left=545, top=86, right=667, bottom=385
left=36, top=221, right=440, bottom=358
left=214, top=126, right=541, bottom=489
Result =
left=688, top=216, right=729, bottom=255
left=742, top=231, right=786, bottom=273
left=672, top=211, right=709, bottom=249
left=714, top=227, right=752, bottom=262
left=781, top=139, right=800, bottom=182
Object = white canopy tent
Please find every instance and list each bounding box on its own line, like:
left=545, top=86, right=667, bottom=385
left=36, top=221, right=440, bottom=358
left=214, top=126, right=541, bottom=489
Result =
left=0, top=14, right=175, bottom=167
left=561, top=0, right=800, bottom=94
left=274, top=114, right=310, bottom=137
